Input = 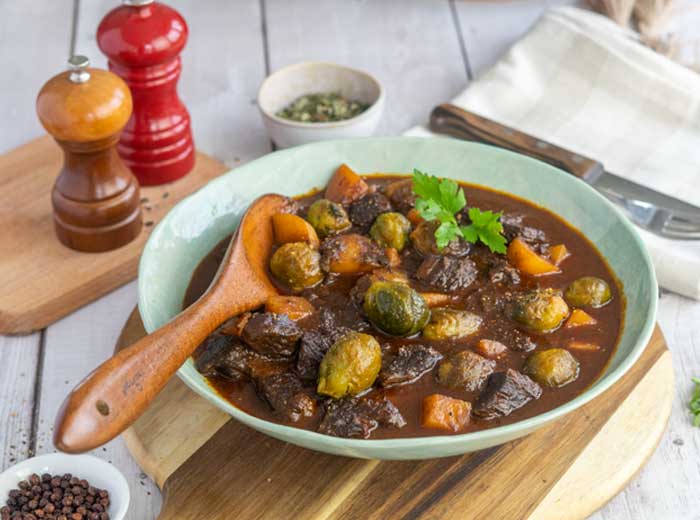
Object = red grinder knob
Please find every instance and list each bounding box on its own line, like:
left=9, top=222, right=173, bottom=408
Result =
left=97, top=0, right=195, bottom=186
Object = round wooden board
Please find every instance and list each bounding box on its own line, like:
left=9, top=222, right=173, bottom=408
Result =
left=116, top=309, right=672, bottom=520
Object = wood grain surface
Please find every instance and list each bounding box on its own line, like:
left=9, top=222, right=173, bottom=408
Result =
left=114, top=310, right=672, bottom=520
left=0, top=136, right=227, bottom=334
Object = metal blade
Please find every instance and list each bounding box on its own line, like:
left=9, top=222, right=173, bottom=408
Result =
left=592, top=171, right=700, bottom=219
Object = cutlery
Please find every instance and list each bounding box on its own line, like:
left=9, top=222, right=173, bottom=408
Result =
left=54, top=194, right=288, bottom=453
left=430, top=104, right=700, bottom=240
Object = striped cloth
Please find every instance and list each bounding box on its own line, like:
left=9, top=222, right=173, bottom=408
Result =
left=408, top=6, right=700, bottom=300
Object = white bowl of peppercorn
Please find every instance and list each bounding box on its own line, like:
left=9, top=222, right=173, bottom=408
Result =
left=257, top=61, right=385, bottom=148
left=0, top=453, right=129, bottom=520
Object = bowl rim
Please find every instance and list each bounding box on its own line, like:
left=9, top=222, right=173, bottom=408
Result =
left=257, top=60, right=386, bottom=129
left=139, top=136, right=658, bottom=453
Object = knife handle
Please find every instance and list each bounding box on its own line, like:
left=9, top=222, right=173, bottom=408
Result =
left=430, top=104, right=604, bottom=182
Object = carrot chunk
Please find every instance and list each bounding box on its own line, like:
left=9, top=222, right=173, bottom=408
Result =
left=322, top=234, right=386, bottom=274
left=271, top=213, right=320, bottom=247
left=406, top=208, right=425, bottom=226
left=385, top=247, right=401, bottom=268
left=507, top=238, right=560, bottom=276
left=474, top=339, right=508, bottom=359
left=421, top=394, right=472, bottom=432
left=419, top=292, right=453, bottom=308
left=549, top=244, right=571, bottom=266
left=265, top=295, right=315, bottom=321
left=568, top=341, right=601, bottom=352
left=565, top=309, right=597, bottom=328
left=325, top=164, right=369, bottom=205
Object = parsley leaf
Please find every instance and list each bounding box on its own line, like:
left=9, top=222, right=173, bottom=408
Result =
left=434, top=221, right=462, bottom=249
left=411, top=169, right=507, bottom=254
left=461, top=208, right=507, bottom=254
left=412, top=169, right=443, bottom=202
left=690, top=377, right=700, bottom=427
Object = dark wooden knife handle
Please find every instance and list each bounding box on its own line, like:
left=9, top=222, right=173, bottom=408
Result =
left=430, top=104, right=604, bottom=182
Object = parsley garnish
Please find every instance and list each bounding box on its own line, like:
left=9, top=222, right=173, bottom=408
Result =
left=690, top=377, right=700, bottom=427
left=412, top=169, right=507, bottom=254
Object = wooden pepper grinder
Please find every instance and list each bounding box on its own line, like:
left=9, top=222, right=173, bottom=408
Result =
left=36, top=56, right=142, bottom=252
left=97, top=0, right=195, bottom=186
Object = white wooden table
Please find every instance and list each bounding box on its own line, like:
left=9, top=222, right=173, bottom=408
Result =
left=2, top=1, right=698, bottom=518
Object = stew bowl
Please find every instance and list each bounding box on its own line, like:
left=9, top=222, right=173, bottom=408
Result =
left=138, top=137, right=657, bottom=460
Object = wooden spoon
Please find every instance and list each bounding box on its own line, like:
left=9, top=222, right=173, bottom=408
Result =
left=54, top=194, right=289, bottom=453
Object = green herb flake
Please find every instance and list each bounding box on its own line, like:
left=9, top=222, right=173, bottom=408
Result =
left=690, top=377, right=700, bottom=427
left=276, top=92, right=370, bottom=123
left=411, top=169, right=507, bottom=254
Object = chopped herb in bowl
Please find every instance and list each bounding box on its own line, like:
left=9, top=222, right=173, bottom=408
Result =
left=277, top=92, right=370, bottom=123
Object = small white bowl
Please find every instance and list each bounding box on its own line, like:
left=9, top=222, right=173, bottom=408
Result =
left=0, top=453, right=130, bottom=519
left=257, top=61, right=385, bottom=148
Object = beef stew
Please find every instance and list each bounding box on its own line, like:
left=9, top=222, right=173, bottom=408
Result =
left=186, top=165, right=623, bottom=439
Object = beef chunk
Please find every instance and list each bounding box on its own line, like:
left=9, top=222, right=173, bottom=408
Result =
left=195, top=334, right=242, bottom=378
left=383, top=179, right=416, bottom=213
left=415, top=255, right=477, bottom=293
left=348, top=192, right=393, bottom=231
left=195, top=334, right=282, bottom=381
left=349, top=273, right=374, bottom=307
left=318, top=396, right=406, bottom=438
left=490, top=322, right=537, bottom=352
left=296, top=330, right=333, bottom=381
left=508, top=328, right=537, bottom=352
left=256, top=373, right=315, bottom=422
left=488, top=258, right=521, bottom=286
left=501, top=214, right=548, bottom=252
left=379, top=345, right=443, bottom=387
left=241, top=312, right=302, bottom=357
left=296, top=310, right=351, bottom=381
left=473, top=369, right=542, bottom=420
left=436, top=350, right=496, bottom=392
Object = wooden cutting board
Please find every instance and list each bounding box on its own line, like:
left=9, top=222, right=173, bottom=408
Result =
left=115, top=309, right=673, bottom=520
left=0, top=136, right=227, bottom=334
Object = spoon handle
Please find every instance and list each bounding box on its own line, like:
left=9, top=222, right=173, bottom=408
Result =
left=53, top=292, right=226, bottom=453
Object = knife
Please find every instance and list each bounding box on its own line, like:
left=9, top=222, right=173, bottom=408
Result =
left=429, top=104, right=700, bottom=240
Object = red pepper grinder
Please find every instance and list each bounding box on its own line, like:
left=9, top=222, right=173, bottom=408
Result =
left=97, top=0, right=195, bottom=186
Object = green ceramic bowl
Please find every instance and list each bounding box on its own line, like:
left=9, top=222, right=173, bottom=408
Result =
left=138, top=137, right=657, bottom=460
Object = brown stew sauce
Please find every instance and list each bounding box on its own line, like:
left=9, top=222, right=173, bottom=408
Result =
left=185, top=175, right=624, bottom=439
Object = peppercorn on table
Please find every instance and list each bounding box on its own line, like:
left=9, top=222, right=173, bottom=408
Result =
left=1, top=1, right=699, bottom=519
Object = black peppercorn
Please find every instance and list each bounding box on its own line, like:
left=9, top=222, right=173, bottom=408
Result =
left=2, top=473, right=110, bottom=520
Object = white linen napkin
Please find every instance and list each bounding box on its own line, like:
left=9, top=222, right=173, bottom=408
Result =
left=406, top=6, right=700, bottom=300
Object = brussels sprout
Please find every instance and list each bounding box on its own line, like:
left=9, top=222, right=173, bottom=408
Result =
left=363, top=281, right=430, bottom=336
left=565, top=276, right=612, bottom=308
left=269, top=242, right=323, bottom=291
left=369, top=212, right=412, bottom=251
left=306, top=198, right=351, bottom=238
left=422, top=308, right=482, bottom=340
left=410, top=220, right=470, bottom=257
left=317, top=331, right=382, bottom=398
left=510, top=288, right=569, bottom=332
left=523, top=348, right=580, bottom=387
